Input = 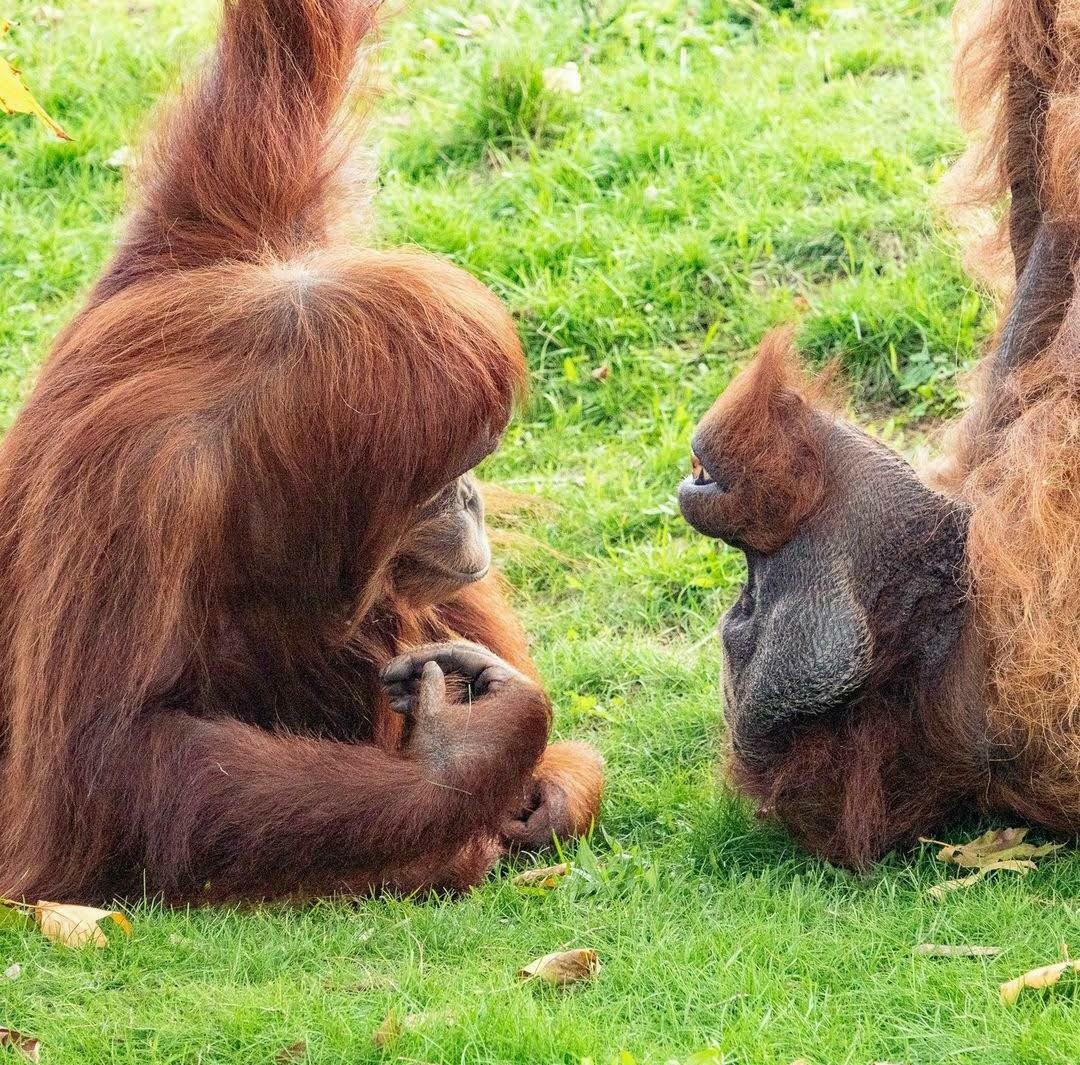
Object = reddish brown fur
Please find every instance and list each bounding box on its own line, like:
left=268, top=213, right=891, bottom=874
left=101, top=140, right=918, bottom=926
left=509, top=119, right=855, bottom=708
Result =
left=711, top=0, right=1080, bottom=867
left=692, top=329, right=830, bottom=554
left=0, top=0, right=601, bottom=904
left=727, top=623, right=992, bottom=868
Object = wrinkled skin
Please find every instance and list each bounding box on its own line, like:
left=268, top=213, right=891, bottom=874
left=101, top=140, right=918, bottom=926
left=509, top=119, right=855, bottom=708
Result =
left=392, top=474, right=492, bottom=607
left=679, top=397, right=970, bottom=769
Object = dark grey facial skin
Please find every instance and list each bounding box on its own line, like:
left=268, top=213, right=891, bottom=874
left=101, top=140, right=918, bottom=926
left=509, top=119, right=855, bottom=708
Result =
left=681, top=416, right=970, bottom=765
left=392, top=474, right=492, bottom=606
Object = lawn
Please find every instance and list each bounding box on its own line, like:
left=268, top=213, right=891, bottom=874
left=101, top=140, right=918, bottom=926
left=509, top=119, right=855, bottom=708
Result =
left=2, top=0, right=1080, bottom=1062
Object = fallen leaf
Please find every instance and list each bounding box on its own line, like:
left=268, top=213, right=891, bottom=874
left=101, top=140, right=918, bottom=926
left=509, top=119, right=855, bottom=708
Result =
left=922, top=827, right=1063, bottom=869
left=4, top=964, right=21, bottom=980
left=1000, top=958, right=1080, bottom=1004
left=0, top=23, right=69, bottom=140
left=915, top=943, right=1001, bottom=958
left=928, top=859, right=1037, bottom=898
left=34, top=901, right=133, bottom=948
left=275, top=1040, right=306, bottom=1063
left=512, top=863, right=570, bottom=889
left=590, top=365, right=610, bottom=382
left=542, top=62, right=582, bottom=95
left=0, top=1027, right=39, bottom=1063
left=372, top=1009, right=453, bottom=1049
left=372, top=1010, right=401, bottom=1048
left=33, top=5, right=64, bottom=24
left=519, top=947, right=599, bottom=986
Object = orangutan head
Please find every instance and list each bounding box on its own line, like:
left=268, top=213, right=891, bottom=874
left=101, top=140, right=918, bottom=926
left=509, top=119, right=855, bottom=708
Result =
left=678, top=330, right=970, bottom=767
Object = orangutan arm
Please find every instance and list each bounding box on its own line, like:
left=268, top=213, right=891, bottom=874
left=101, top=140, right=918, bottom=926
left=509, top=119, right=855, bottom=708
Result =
left=129, top=656, right=548, bottom=899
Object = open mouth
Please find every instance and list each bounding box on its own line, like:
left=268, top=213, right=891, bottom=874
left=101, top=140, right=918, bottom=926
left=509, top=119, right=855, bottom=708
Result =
left=690, top=451, right=716, bottom=487
left=681, top=450, right=726, bottom=495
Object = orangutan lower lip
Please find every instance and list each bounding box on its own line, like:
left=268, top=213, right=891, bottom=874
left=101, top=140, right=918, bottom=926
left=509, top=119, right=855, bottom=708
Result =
left=441, top=562, right=491, bottom=584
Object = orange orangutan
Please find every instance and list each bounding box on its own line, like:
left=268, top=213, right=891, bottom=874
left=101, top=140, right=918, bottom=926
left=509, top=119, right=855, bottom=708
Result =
left=0, top=0, right=602, bottom=904
left=679, top=0, right=1080, bottom=867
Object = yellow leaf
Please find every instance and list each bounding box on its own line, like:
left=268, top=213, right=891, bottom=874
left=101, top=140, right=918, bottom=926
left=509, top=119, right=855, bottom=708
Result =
left=1000, top=958, right=1080, bottom=1005
left=34, top=901, right=132, bottom=948
left=518, top=947, right=600, bottom=986
left=0, top=1027, right=40, bottom=1063
left=921, top=828, right=1063, bottom=870
left=372, top=1009, right=401, bottom=1049
left=927, top=859, right=1036, bottom=899
left=0, top=22, right=69, bottom=140
left=512, top=862, right=570, bottom=889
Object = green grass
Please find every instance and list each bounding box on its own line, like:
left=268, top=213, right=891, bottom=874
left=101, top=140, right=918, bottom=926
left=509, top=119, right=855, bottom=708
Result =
left=3, top=0, right=1079, bottom=1062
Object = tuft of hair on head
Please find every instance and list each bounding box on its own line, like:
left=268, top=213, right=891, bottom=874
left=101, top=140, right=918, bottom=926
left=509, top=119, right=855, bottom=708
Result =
left=694, top=327, right=834, bottom=554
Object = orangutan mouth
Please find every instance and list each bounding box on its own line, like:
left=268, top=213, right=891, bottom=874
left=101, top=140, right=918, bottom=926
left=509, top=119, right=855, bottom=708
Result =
left=690, top=451, right=717, bottom=487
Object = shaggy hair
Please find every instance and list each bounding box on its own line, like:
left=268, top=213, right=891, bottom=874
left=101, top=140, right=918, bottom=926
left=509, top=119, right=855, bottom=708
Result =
left=0, top=0, right=602, bottom=904
left=709, top=0, right=1080, bottom=865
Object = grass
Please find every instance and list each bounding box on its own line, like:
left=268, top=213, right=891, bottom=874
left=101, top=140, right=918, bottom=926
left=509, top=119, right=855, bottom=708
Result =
left=2, top=0, right=1080, bottom=1062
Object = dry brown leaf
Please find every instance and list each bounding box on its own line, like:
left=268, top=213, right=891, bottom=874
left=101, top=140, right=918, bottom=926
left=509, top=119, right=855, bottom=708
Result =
left=915, top=943, right=1001, bottom=958
left=922, top=828, right=1063, bottom=869
left=372, top=1010, right=401, bottom=1049
left=34, top=901, right=133, bottom=948
left=512, top=863, right=570, bottom=889
left=1000, top=958, right=1080, bottom=1004
left=275, top=1040, right=306, bottom=1063
left=591, top=365, right=610, bottom=382
left=519, top=947, right=600, bottom=986
left=0, top=1027, right=40, bottom=1063
left=927, top=859, right=1037, bottom=899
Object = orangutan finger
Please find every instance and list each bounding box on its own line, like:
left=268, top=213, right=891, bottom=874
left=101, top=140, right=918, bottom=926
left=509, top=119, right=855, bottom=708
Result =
left=383, top=641, right=508, bottom=687
left=382, top=642, right=479, bottom=685
left=415, top=660, right=446, bottom=720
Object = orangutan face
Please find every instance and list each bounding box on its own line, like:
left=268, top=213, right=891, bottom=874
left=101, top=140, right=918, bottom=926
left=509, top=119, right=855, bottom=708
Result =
left=392, top=474, right=491, bottom=607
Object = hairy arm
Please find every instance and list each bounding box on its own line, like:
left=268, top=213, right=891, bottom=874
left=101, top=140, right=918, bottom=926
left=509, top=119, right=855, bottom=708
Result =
left=97, top=0, right=380, bottom=297
left=130, top=655, right=549, bottom=900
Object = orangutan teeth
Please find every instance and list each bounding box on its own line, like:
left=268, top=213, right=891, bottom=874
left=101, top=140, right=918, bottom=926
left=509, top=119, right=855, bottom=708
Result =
left=690, top=452, right=715, bottom=487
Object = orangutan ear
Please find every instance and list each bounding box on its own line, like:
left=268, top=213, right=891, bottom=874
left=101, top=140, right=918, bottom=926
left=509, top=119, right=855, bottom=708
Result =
left=723, top=548, right=874, bottom=759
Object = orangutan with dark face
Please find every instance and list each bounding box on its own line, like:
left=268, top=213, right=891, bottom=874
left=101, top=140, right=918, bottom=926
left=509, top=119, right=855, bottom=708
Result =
left=679, top=0, right=1080, bottom=867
